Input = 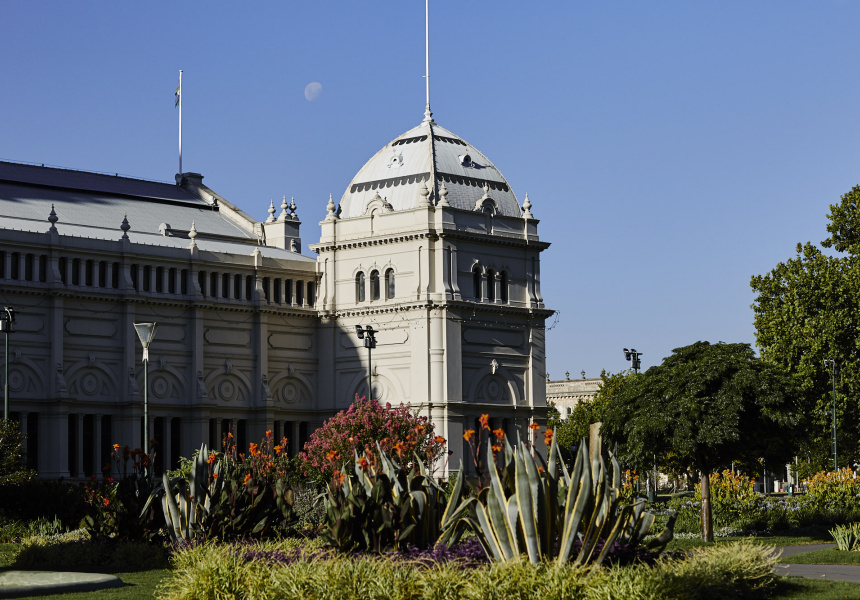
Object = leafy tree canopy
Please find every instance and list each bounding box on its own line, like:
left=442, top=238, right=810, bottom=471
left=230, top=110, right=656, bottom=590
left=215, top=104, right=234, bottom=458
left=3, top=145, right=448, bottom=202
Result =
left=599, top=342, right=803, bottom=476
left=751, top=186, right=860, bottom=469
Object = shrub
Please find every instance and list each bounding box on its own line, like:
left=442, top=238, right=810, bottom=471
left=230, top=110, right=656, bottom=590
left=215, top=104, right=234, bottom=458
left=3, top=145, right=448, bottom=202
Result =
left=158, top=538, right=777, bottom=600
left=299, top=396, right=446, bottom=483
left=830, top=522, right=860, bottom=551
left=0, top=479, right=88, bottom=528
left=80, top=445, right=162, bottom=540
left=146, top=433, right=309, bottom=542
left=13, top=530, right=168, bottom=572
left=803, top=468, right=860, bottom=512
left=0, top=419, right=35, bottom=486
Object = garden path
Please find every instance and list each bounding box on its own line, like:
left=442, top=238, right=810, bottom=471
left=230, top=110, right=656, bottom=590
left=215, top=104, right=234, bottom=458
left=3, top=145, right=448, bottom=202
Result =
left=776, top=544, right=860, bottom=585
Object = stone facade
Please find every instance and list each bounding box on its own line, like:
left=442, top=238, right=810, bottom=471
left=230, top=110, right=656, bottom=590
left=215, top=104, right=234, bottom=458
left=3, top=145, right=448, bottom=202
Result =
left=0, top=114, right=552, bottom=480
left=546, top=372, right=602, bottom=417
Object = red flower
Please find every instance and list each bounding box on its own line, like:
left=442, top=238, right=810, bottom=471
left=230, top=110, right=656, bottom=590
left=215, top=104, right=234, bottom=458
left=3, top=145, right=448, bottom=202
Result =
left=529, top=422, right=539, bottom=431
left=493, top=428, right=505, bottom=441
left=243, top=474, right=252, bottom=485
left=103, top=498, right=110, bottom=507
left=479, top=414, right=490, bottom=430
left=463, top=429, right=475, bottom=442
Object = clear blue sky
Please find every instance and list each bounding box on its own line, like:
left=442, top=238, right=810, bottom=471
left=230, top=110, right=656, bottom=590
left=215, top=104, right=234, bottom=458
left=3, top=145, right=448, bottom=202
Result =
left=2, top=2, right=857, bottom=379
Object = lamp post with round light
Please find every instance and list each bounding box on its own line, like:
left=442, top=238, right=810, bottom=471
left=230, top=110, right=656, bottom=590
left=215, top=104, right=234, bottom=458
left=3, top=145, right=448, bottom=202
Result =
left=133, top=322, right=158, bottom=465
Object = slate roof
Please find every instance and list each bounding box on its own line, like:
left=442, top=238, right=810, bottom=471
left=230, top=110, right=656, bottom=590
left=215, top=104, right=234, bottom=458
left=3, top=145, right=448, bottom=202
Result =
left=0, top=161, right=315, bottom=262
left=338, top=121, right=523, bottom=219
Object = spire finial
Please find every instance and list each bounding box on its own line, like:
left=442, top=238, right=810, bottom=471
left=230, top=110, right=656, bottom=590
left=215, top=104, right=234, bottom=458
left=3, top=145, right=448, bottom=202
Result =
left=522, top=193, right=533, bottom=219
left=438, top=181, right=450, bottom=207
left=289, top=197, right=297, bottom=220
left=417, top=180, right=432, bottom=208
left=189, top=221, right=198, bottom=248
left=278, top=195, right=288, bottom=221
left=266, top=200, right=276, bottom=223
left=120, top=214, right=130, bottom=239
left=48, top=204, right=58, bottom=232
left=325, top=193, right=338, bottom=221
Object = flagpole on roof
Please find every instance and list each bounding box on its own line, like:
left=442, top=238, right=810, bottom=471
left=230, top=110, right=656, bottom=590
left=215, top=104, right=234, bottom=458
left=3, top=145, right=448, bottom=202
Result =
left=178, top=70, right=183, bottom=176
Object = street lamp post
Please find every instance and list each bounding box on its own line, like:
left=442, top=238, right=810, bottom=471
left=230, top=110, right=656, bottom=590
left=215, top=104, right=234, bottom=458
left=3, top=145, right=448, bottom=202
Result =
left=623, top=348, right=642, bottom=374
left=823, top=358, right=837, bottom=471
left=133, top=323, right=158, bottom=465
left=1, top=307, right=15, bottom=421
left=355, top=325, right=377, bottom=399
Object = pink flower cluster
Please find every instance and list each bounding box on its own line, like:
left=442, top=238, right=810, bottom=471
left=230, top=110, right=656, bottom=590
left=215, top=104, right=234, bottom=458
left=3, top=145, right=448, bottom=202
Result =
left=299, top=395, right=446, bottom=481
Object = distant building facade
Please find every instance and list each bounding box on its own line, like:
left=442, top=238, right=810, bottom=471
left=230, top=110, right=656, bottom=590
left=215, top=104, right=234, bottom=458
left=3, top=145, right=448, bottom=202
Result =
left=0, top=110, right=553, bottom=479
left=546, top=371, right=601, bottom=417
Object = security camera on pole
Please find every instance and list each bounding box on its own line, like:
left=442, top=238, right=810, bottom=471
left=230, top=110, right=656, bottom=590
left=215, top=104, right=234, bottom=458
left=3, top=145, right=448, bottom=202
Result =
left=355, top=325, right=377, bottom=400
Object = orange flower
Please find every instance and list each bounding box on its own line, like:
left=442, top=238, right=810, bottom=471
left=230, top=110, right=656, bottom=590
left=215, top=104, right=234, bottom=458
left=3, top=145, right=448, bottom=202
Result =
left=434, top=435, right=446, bottom=444
left=112, top=443, right=121, bottom=452
left=358, top=457, right=370, bottom=471
left=208, top=452, right=217, bottom=465
left=249, top=443, right=259, bottom=456
left=463, top=429, right=475, bottom=442
left=493, top=428, right=505, bottom=441
left=274, top=445, right=282, bottom=455
left=243, top=474, right=252, bottom=485
left=212, top=473, right=219, bottom=480
left=266, top=430, right=273, bottom=438
left=228, top=432, right=233, bottom=439
left=537, top=466, right=545, bottom=474
left=491, top=444, right=502, bottom=454
left=479, top=414, right=490, bottom=430
left=394, top=441, right=407, bottom=456
left=544, top=429, right=554, bottom=445
left=103, top=497, right=110, bottom=507
left=529, top=422, right=539, bottom=431
left=326, top=450, right=339, bottom=462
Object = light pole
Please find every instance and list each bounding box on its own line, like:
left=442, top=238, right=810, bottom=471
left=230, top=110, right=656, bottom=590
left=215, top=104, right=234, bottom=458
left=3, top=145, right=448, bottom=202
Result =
left=623, top=348, right=642, bottom=373
left=824, top=358, right=837, bottom=471
left=133, top=322, right=158, bottom=465
left=355, top=325, right=377, bottom=399
left=1, top=307, right=15, bottom=420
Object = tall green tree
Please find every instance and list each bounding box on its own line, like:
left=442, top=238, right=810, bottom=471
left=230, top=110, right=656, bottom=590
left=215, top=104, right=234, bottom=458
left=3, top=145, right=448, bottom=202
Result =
left=750, top=186, right=860, bottom=470
left=599, top=342, right=802, bottom=542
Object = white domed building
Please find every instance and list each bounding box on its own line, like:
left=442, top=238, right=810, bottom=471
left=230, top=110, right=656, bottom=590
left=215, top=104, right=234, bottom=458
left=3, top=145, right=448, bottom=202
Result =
left=0, top=106, right=553, bottom=478
left=314, top=110, right=554, bottom=465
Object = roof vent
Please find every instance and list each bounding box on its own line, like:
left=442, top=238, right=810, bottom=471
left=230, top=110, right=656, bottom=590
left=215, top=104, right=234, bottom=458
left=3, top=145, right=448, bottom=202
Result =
left=459, top=154, right=472, bottom=167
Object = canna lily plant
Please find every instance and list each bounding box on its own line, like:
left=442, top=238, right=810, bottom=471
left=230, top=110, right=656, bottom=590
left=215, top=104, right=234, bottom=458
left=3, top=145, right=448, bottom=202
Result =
left=440, top=432, right=675, bottom=566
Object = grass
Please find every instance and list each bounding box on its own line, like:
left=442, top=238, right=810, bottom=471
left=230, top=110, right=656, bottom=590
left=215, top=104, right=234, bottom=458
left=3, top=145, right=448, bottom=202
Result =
left=779, top=548, right=860, bottom=565
left=665, top=532, right=834, bottom=552
left=771, top=576, right=860, bottom=599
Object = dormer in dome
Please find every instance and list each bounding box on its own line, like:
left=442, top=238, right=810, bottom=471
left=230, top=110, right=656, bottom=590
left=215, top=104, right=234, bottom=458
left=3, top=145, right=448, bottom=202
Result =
left=337, top=121, right=522, bottom=219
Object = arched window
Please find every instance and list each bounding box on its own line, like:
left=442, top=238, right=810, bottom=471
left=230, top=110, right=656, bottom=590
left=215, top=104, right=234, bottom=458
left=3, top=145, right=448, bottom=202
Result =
left=370, top=270, right=380, bottom=301
left=385, top=268, right=395, bottom=299
left=473, top=265, right=481, bottom=300
left=355, top=272, right=365, bottom=302
left=500, top=271, right=508, bottom=303
left=487, top=269, right=495, bottom=302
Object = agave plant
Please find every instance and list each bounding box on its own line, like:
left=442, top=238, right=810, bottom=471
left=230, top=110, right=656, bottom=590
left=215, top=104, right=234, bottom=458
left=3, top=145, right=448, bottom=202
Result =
left=440, top=433, right=674, bottom=566
left=321, top=445, right=467, bottom=552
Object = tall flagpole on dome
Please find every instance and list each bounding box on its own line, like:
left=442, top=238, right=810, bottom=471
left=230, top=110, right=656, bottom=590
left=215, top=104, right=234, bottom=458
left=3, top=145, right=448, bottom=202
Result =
left=423, top=0, right=433, bottom=123
left=177, top=70, right=183, bottom=175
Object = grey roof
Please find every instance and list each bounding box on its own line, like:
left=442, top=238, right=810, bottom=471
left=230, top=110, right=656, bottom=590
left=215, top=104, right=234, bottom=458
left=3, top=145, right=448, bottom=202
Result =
left=0, top=161, right=315, bottom=263
left=338, top=121, right=523, bottom=218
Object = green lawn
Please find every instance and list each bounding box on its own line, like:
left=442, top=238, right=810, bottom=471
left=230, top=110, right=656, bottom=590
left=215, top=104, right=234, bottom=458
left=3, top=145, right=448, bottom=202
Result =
left=771, top=576, right=860, bottom=599
left=666, top=533, right=834, bottom=551
left=779, top=548, right=860, bottom=565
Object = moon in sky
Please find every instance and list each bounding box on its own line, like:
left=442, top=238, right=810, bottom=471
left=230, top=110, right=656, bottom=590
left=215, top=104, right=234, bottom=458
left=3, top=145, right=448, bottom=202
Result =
left=304, top=82, right=323, bottom=102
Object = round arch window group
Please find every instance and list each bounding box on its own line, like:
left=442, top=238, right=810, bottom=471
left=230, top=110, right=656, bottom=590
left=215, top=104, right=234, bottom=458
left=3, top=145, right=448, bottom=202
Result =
left=472, top=264, right=508, bottom=303
left=356, top=268, right=395, bottom=303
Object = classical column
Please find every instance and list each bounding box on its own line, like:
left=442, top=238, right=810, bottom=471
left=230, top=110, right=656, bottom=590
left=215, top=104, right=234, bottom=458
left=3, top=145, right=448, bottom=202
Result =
left=94, top=414, right=103, bottom=476
left=163, top=416, right=173, bottom=473
left=76, top=413, right=84, bottom=478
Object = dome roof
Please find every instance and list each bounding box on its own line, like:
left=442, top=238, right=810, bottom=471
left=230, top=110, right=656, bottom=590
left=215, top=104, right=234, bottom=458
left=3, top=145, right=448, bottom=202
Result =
left=338, top=120, right=522, bottom=219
